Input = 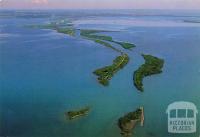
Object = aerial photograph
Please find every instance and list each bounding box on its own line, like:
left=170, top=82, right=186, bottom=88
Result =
left=0, top=0, right=200, bottom=137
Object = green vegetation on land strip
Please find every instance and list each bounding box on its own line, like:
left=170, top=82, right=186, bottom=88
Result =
left=183, top=20, right=200, bottom=23
left=65, top=107, right=90, bottom=120
left=118, top=107, right=143, bottom=136
left=94, top=39, right=122, bottom=53
left=57, top=27, right=76, bottom=36
left=80, top=29, right=135, bottom=50
left=27, top=21, right=76, bottom=37
left=80, top=29, right=121, bottom=53
left=26, top=23, right=57, bottom=29
left=80, top=29, right=134, bottom=86
left=133, top=54, right=164, bottom=92
left=80, top=29, right=112, bottom=36
left=113, top=41, right=136, bottom=50
left=30, top=26, right=135, bottom=86
left=93, top=54, right=129, bottom=86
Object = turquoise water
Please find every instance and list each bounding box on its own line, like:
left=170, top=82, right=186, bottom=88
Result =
left=1, top=10, right=200, bottom=137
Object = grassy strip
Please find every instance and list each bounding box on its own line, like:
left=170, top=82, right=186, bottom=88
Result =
left=80, top=29, right=135, bottom=49
left=93, top=54, right=129, bottom=86
left=26, top=23, right=57, bottom=29
left=80, top=29, right=110, bottom=36
left=80, top=29, right=121, bottom=52
left=66, top=107, right=90, bottom=120
left=113, top=41, right=136, bottom=49
left=133, top=54, right=164, bottom=92
left=94, top=39, right=122, bottom=53
left=57, top=27, right=75, bottom=36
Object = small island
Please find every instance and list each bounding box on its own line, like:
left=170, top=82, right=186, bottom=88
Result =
left=118, top=107, right=144, bottom=136
left=133, top=54, right=164, bottom=92
left=93, top=54, right=129, bottom=86
left=65, top=107, right=90, bottom=120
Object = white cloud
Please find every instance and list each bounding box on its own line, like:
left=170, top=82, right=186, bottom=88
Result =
left=32, top=0, right=48, bottom=4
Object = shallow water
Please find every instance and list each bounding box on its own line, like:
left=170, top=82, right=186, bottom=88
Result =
left=1, top=10, right=200, bottom=137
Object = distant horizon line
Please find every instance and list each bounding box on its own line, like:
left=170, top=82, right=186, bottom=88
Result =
left=1, top=8, right=200, bottom=11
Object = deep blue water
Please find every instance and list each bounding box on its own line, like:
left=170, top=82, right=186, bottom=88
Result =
left=1, top=10, right=200, bottom=137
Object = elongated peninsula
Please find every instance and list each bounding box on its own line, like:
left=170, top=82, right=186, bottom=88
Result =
left=80, top=29, right=135, bottom=50
left=30, top=24, right=136, bottom=86
left=134, top=54, right=164, bottom=92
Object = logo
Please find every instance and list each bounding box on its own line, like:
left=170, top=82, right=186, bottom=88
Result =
left=166, top=101, right=198, bottom=133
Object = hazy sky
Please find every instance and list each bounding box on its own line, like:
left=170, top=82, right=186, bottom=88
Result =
left=1, top=0, right=200, bottom=9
